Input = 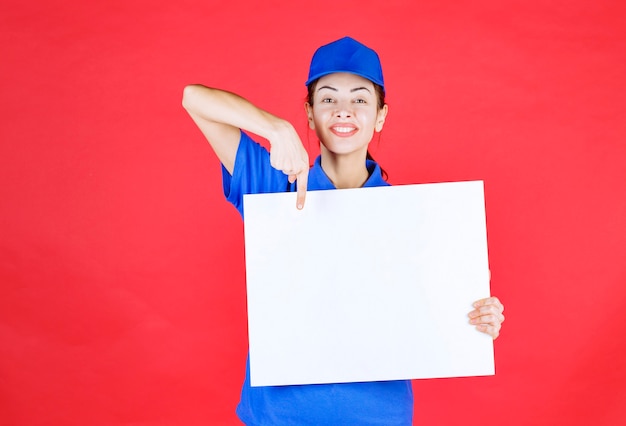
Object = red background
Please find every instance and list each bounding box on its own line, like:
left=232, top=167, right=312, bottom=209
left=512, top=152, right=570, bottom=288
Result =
left=2, top=1, right=625, bottom=425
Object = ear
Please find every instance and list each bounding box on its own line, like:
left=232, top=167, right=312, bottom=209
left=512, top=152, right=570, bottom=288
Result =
left=304, top=102, right=315, bottom=130
left=375, top=104, right=388, bottom=133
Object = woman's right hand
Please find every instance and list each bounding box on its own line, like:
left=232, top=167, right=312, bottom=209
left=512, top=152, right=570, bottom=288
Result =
left=268, top=122, right=309, bottom=209
left=183, top=85, right=309, bottom=209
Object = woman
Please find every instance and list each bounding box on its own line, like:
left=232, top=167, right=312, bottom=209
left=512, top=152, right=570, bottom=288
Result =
left=183, top=36, right=505, bottom=425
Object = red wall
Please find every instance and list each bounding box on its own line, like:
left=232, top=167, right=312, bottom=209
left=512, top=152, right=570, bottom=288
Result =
left=2, top=1, right=625, bottom=425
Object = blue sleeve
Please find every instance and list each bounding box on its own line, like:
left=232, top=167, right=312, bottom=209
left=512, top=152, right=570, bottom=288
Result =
left=222, top=130, right=291, bottom=218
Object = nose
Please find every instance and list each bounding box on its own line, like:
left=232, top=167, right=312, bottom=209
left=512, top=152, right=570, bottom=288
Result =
left=334, top=100, right=352, bottom=118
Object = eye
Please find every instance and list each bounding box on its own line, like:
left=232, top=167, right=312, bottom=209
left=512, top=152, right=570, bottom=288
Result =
left=354, top=98, right=367, bottom=104
left=321, top=97, right=334, bottom=103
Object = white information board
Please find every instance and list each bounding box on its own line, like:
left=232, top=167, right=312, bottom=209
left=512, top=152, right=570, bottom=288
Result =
left=243, top=180, right=494, bottom=387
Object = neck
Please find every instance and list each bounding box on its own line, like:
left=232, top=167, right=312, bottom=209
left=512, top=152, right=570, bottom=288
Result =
left=320, top=147, right=370, bottom=189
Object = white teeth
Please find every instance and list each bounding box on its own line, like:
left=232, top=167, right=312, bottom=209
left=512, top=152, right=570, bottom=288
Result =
left=334, top=127, right=354, bottom=133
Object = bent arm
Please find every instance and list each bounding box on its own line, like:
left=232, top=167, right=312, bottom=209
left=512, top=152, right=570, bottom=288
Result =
left=182, top=85, right=304, bottom=176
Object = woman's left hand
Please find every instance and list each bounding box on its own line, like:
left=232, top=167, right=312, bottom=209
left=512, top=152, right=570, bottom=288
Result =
left=468, top=297, right=505, bottom=339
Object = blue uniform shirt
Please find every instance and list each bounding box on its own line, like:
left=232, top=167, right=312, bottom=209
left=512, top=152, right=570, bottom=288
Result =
left=222, top=131, right=414, bottom=425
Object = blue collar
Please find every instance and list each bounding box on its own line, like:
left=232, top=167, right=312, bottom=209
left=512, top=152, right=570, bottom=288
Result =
left=306, top=155, right=389, bottom=191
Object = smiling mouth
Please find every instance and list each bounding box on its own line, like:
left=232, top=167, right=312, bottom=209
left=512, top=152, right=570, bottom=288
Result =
left=331, top=125, right=358, bottom=136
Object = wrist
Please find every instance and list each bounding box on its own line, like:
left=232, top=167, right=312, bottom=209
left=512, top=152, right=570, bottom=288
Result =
left=266, top=118, right=295, bottom=146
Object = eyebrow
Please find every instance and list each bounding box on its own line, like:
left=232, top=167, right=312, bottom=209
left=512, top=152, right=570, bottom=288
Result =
left=317, top=85, right=372, bottom=93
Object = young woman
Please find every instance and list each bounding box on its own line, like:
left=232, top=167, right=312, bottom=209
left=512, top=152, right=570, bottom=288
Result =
left=183, top=36, right=505, bottom=425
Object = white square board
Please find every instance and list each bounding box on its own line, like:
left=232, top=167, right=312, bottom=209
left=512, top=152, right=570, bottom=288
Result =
left=243, top=180, right=494, bottom=387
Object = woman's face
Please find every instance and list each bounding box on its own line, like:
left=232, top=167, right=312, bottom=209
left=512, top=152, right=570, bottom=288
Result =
left=306, top=73, right=387, bottom=158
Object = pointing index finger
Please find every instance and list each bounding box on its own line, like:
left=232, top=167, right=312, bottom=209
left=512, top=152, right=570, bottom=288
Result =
left=296, top=168, right=308, bottom=210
